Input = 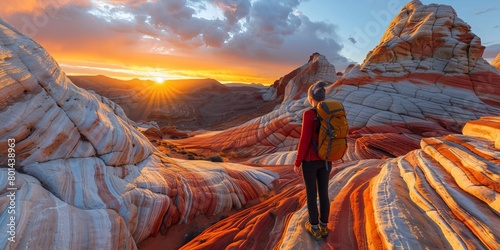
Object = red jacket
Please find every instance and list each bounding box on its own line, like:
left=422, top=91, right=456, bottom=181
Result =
left=294, top=109, right=323, bottom=167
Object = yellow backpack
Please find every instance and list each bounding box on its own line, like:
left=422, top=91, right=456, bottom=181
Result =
left=314, top=100, right=348, bottom=161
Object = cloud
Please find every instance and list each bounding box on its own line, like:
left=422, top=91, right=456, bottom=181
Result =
left=245, top=0, right=302, bottom=44
left=348, top=37, right=357, bottom=44
left=211, top=0, right=251, bottom=26
left=1, top=0, right=351, bottom=83
left=474, top=7, right=497, bottom=15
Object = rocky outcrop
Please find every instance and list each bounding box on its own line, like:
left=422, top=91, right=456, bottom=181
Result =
left=183, top=117, right=500, bottom=249
left=339, top=0, right=500, bottom=107
left=364, top=0, right=485, bottom=74
left=266, top=52, right=338, bottom=102
left=0, top=18, right=277, bottom=249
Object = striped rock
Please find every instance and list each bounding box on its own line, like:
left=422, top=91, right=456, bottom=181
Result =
left=0, top=18, right=278, bottom=249
left=180, top=2, right=500, bottom=248
left=183, top=117, right=500, bottom=249
left=338, top=0, right=500, bottom=107
left=265, top=52, right=338, bottom=102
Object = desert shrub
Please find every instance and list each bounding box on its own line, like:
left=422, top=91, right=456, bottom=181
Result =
left=208, top=155, right=224, bottom=162
left=183, top=228, right=204, bottom=245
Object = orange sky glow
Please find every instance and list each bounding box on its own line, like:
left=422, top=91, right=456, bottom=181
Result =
left=1, top=0, right=306, bottom=84
left=2, top=0, right=499, bottom=85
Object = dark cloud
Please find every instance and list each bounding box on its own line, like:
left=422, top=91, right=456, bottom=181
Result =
left=277, top=14, right=351, bottom=68
left=348, top=37, right=357, bottom=44
left=245, top=0, right=302, bottom=45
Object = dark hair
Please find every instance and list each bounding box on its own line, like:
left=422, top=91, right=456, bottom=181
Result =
left=308, top=81, right=327, bottom=101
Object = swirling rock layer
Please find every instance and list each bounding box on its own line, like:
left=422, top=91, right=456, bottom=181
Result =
left=0, top=18, right=277, bottom=249
left=183, top=117, right=500, bottom=249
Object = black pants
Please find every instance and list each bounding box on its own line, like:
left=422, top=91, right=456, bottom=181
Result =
left=302, top=160, right=332, bottom=225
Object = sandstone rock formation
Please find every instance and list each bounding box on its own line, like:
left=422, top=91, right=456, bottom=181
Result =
left=183, top=117, right=500, bottom=249
left=0, top=18, right=277, bottom=249
left=264, top=52, right=338, bottom=102
left=340, top=0, right=500, bottom=107
left=172, top=2, right=500, bottom=248
left=2, top=0, right=500, bottom=249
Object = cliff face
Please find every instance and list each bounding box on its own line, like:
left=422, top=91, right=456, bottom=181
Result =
left=0, top=18, right=277, bottom=250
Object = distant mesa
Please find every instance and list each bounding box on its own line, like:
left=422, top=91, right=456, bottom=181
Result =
left=224, top=82, right=267, bottom=89
left=69, top=75, right=229, bottom=93
left=69, top=75, right=273, bottom=130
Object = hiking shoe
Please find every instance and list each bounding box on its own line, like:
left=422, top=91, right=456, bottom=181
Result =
left=304, top=221, right=322, bottom=240
left=319, top=223, right=328, bottom=238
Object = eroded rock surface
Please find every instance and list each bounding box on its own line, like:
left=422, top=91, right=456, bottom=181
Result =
left=0, top=18, right=277, bottom=249
left=183, top=118, right=500, bottom=250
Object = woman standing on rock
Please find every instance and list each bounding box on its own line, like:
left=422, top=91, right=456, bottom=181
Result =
left=294, top=80, right=332, bottom=240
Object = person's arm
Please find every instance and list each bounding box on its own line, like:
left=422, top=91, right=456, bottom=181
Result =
left=294, top=109, right=315, bottom=167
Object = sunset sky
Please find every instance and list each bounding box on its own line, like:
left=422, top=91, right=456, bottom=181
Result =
left=2, top=0, right=499, bottom=84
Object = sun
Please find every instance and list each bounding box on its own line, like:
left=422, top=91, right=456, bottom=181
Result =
left=155, top=76, right=165, bottom=84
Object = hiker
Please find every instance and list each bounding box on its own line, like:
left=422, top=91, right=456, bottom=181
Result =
left=294, top=80, right=331, bottom=240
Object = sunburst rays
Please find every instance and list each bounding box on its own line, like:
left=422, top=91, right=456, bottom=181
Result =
left=126, top=81, right=182, bottom=122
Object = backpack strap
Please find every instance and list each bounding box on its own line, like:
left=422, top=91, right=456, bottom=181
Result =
left=310, top=108, right=319, bottom=152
